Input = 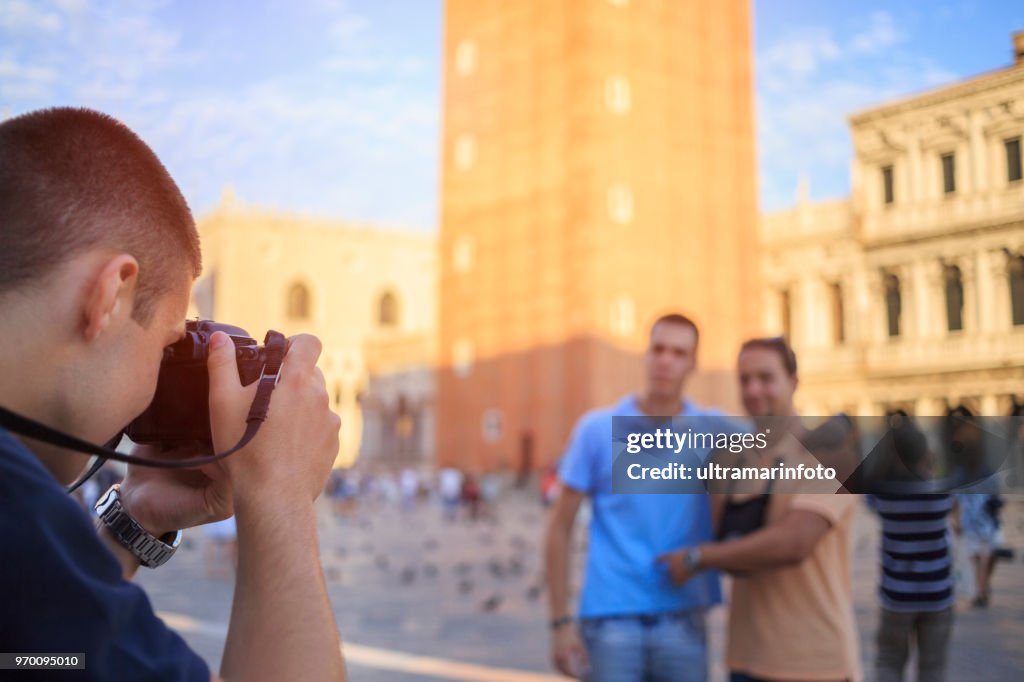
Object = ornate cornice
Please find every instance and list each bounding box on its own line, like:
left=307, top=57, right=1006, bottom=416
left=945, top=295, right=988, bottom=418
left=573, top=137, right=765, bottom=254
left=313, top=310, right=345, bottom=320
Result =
left=849, top=63, right=1024, bottom=126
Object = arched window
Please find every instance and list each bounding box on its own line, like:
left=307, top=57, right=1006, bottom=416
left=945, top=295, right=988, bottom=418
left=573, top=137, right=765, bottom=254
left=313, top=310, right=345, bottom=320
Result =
left=378, top=290, right=399, bottom=327
left=287, top=282, right=311, bottom=320
left=944, top=265, right=963, bottom=332
left=884, top=273, right=901, bottom=338
left=1010, top=255, right=1024, bottom=327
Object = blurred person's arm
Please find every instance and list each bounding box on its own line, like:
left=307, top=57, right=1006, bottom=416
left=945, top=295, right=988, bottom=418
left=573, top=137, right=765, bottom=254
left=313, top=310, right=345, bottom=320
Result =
left=544, top=483, right=589, bottom=678
left=659, top=507, right=831, bottom=583
left=205, top=332, right=345, bottom=682
left=697, top=508, right=830, bottom=571
left=545, top=483, right=583, bottom=625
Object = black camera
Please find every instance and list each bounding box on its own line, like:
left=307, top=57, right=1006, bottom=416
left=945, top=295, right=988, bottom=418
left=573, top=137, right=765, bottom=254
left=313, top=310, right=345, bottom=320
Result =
left=125, top=320, right=271, bottom=448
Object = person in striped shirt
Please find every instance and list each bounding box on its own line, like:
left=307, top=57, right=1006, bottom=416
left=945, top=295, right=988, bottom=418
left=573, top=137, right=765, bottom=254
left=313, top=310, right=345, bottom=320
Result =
left=868, top=414, right=956, bottom=682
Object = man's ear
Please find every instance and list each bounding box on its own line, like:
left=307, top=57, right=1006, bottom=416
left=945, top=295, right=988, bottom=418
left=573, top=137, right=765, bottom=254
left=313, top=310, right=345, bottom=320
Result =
left=83, top=254, right=140, bottom=341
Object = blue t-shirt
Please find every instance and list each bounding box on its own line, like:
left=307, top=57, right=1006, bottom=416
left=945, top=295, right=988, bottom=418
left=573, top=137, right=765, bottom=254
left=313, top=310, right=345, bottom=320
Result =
left=559, top=395, right=725, bottom=618
left=0, top=428, right=209, bottom=681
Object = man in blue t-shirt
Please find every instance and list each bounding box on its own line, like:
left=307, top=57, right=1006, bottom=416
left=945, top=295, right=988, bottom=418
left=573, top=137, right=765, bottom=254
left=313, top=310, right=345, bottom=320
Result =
left=544, top=313, right=724, bottom=682
left=0, top=109, right=344, bottom=681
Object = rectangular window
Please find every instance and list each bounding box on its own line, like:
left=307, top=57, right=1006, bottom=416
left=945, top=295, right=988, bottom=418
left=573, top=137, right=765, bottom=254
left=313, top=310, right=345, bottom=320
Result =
left=882, top=165, right=894, bottom=205
left=1007, top=137, right=1022, bottom=183
left=941, top=153, right=956, bottom=194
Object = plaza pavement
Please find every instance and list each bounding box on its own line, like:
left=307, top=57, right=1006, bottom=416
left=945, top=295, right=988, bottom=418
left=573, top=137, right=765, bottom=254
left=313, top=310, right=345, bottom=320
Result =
left=136, top=491, right=1024, bottom=681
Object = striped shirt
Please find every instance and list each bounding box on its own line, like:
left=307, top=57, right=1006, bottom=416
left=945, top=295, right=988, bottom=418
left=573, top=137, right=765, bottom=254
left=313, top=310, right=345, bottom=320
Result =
left=868, top=494, right=955, bottom=612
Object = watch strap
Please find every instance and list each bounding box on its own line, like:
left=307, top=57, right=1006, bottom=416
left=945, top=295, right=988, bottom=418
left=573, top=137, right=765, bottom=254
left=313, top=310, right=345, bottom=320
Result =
left=95, top=485, right=181, bottom=568
left=550, top=615, right=574, bottom=630
left=684, top=546, right=703, bottom=572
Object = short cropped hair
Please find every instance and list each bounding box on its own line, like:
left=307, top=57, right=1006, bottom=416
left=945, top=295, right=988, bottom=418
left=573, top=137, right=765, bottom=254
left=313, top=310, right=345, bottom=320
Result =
left=0, top=107, right=201, bottom=323
left=650, top=313, right=700, bottom=347
left=739, top=336, right=798, bottom=377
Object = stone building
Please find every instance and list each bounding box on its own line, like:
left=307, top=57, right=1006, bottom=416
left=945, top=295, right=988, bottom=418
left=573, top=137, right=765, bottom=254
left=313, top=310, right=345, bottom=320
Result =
left=191, top=191, right=437, bottom=468
left=760, top=33, right=1024, bottom=419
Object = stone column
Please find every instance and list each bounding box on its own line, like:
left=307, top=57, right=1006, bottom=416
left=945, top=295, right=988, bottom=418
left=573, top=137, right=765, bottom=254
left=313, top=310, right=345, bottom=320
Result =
left=912, top=260, right=937, bottom=339
left=762, top=287, right=780, bottom=334
left=976, top=248, right=995, bottom=333
left=856, top=399, right=880, bottom=417
left=867, top=271, right=887, bottom=344
left=915, top=396, right=946, bottom=417
left=958, top=256, right=977, bottom=335
left=968, top=110, right=987, bottom=195
left=990, top=250, right=1012, bottom=332
left=908, top=132, right=923, bottom=205
left=979, top=395, right=1001, bottom=416
left=811, top=278, right=835, bottom=349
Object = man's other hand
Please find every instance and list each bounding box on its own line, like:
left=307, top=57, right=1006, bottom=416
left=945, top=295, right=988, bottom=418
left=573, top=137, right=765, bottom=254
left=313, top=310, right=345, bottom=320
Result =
left=208, top=331, right=341, bottom=504
left=120, top=442, right=234, bottom=538
left=656, top=548, right=698, bottom=586
left=551, top=624, right=590, bottom=679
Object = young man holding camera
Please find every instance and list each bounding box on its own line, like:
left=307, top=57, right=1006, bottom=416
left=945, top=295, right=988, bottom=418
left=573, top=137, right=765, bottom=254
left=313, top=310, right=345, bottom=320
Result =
left=0, top=108, right=345, bottom=681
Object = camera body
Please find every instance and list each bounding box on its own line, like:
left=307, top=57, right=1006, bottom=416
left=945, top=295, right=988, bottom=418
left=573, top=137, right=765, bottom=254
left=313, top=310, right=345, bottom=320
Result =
left=126, top=320, right=267, bottom=448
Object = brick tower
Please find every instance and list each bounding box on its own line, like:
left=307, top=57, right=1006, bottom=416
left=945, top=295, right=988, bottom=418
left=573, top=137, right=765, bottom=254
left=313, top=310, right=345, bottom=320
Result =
left=437, top=0, right=760, bottom=474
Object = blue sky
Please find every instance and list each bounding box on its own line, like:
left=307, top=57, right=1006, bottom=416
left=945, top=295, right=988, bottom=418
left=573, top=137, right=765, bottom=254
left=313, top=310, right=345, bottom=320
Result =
left=2, top=0, right=1022, bottom=230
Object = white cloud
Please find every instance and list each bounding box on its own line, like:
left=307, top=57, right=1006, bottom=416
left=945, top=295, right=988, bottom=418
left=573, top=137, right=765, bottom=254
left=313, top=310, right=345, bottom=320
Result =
left=331, top=14, right=370, bottom=41
left=849, top=11, right=904, bottom=55
left=1, top=0, right=442, bottom=229
left=0, top=58, right=57, bottom=82
left=0, top=57, right=58, bottom=99
left=760, top=27, right=841, bottom=82
left=756, top=9, right=960, bottom=211
left=324, top=55, right=382, bottom=73
left=0, top=0, right=62, bottom=33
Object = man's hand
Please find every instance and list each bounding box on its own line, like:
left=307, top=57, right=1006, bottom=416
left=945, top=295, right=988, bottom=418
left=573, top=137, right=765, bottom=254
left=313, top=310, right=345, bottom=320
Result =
left=203, top=332, right=345, bottom=681
left=120, top=444, right=233, bottom=538
left=656, top=548, right=698, bottom=586
left=117, top=330, right=340, bottom=535
left=551, top=624, right=589, bottom=679
left=207, top=331, right=340, bottom=504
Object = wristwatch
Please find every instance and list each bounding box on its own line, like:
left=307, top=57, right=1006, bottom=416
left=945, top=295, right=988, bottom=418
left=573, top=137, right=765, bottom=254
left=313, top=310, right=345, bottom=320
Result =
left=684, top=546, right=703, bottom=573
left=550, top=615, right=574, bottom=630
left=94, top=484, right=182, bottom=568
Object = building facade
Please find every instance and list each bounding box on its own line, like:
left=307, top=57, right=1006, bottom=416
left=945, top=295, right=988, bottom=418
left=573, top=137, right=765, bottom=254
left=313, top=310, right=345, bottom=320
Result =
left=192, top=192, right=437, bottom=468
left=760, top=34, right=1024, bottom=419
left=438, top=0, right=760, bottom=474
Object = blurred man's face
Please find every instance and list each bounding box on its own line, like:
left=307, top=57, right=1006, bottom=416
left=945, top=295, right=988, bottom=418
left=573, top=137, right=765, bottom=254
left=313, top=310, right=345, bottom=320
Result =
left=738, top=347, right=797, bottom=417
left=644, top=322, right=697, bottom=400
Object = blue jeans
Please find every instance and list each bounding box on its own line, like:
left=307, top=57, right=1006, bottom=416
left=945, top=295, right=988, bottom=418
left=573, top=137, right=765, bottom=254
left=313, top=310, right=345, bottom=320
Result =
left=580, top=609, right=708, bottom=682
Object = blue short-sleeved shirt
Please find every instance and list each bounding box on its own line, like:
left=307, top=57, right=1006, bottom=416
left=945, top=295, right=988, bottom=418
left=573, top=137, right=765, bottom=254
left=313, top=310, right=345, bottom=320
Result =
left=559, top=395, right=724, bottom=618
left=0, top=428, right=210, bottom=681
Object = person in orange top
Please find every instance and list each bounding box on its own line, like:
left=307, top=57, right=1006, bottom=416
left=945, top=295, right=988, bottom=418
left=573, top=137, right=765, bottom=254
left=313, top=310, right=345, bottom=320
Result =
left=659, top=337, right=861, bottom=682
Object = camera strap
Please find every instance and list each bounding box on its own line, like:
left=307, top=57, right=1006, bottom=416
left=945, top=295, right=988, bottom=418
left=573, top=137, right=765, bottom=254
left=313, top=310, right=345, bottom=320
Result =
left=0, top=330, right=288, bottom=490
